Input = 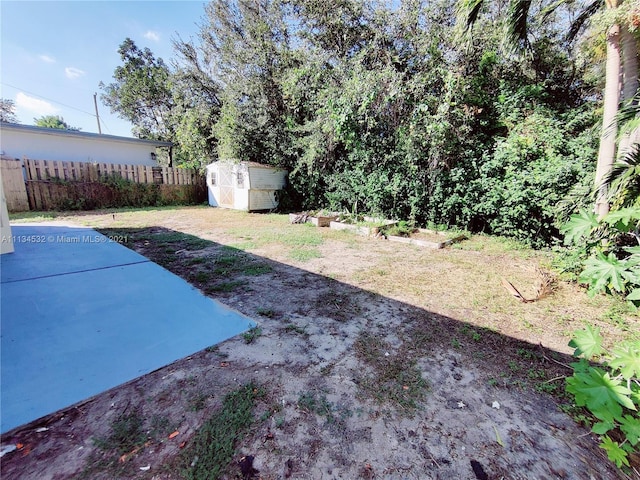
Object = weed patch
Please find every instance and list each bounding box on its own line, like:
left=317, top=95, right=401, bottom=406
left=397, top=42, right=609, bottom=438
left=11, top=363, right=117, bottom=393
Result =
left=243, top=326, right=262, bottom=344
left=206, top=280, right=246, bottom=293
left=353, top=331, right=428, bottom=412
left=77, top=409, right=155, bottom=479
left=289, top=247, right=322, bottom=262
left=297, top=390, right=352, bottom=432
left=181, top=383, right=265, bottom=480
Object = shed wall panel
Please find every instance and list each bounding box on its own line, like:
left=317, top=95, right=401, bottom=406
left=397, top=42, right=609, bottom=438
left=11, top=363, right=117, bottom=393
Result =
left=249, top=190, right=278, bottom=211
left=248, top=167, right=286, bottom=189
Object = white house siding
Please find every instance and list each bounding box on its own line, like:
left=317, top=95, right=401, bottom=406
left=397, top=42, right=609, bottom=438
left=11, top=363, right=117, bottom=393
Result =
left=0, top=123, right=170, bottom=166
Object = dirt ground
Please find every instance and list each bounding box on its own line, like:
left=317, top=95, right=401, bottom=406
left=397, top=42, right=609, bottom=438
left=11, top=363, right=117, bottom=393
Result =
left=2, top=206, right=637, bottom=480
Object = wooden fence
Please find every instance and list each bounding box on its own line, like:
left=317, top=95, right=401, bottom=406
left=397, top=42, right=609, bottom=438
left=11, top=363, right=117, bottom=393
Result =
left=1, top=157, right=206, bottom=212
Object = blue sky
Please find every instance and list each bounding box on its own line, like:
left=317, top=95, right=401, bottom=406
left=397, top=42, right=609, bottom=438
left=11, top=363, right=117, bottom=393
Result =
left=1, top=1, right=207, bottom=137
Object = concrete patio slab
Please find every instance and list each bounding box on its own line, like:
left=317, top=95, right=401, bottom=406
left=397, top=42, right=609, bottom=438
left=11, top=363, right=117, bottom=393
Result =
left=1, top=224, right=256, bottom=433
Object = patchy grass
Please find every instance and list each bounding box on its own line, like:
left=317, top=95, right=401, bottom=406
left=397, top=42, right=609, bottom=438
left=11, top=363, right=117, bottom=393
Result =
left=8, top=211, right=59, bottom=222
left=289, top=247, right=322, bottom=262
left=256, top=308, right=275, bottom=318
left=227, top=220, right=324, bottom=249
left=353, top=331, right=428, bottom=412
left=242, top=326, right=263, bottom=344
left=181, top=383, right=265, bottom=480
left=205, top=280, right=246, bottom=293
left=152, top=232, right=211, bottom=251
left=297, top=390, right=352, bottom=431
left=283, top=322, right=308, bottom=337
left=77, top=409, right=172, bottom=479
left=93, top=410, right=147, bottom=455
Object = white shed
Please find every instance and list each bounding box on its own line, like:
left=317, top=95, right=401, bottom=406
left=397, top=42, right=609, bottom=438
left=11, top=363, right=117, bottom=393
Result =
left=206, top=161, right=287, bottom=211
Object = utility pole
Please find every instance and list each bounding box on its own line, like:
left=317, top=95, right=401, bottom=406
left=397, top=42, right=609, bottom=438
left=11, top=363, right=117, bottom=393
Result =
left=93, top=93, right=102, bottom=134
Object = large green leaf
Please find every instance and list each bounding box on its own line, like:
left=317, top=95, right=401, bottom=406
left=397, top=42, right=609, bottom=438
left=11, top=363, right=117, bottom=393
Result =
left=579, top=252, right=634, bottom=294
left=609, top=342, right=640, bottom=380
left=568, top=326, right=603, bottom=359
left=566, top=368, right=634, bottom=422
left=560, top=210, right=599, bottom=245
left=601, top=436, right=630, bottom=468
left=620, top=415, right=640, bottom=446
left=627, top=288, right=640, bottom=301
left=603, top=207, right=640, bottom=232
left=592, top=420, right=615, bottom=435
left=623, top=246, right=640, bottom=256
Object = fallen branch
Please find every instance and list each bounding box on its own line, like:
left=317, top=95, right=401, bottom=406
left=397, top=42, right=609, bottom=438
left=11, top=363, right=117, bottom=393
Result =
left=501, top=278, right=533, bottom=303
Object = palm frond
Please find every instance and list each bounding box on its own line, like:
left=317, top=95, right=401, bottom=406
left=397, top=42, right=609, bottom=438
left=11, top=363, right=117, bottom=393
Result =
left=604, top=143, right=640, bottom=207
left=616, top=90, right=640, bottom=139
left=566, top=0, right=602, bottom=44
left=541, top=0, right=571, bottom=22
left=456, top=0, right=485, bottom=33
left=602, top=89, right=640, bottom=140
left=506, top=0, right=532, bottom=51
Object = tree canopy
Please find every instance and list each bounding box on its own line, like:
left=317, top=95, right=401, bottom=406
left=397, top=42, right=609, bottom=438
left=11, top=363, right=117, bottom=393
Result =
left=34, top=115, right=80, bottom=131
left=1, top=99, right=18, bottom=123
left=100, top=0, right=640, bottom=247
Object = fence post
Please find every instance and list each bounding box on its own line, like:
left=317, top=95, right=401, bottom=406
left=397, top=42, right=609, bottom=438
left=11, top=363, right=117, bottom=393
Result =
left=0, top=157, right=30, bottom=212
left=152, top=166, right=164, bottom=184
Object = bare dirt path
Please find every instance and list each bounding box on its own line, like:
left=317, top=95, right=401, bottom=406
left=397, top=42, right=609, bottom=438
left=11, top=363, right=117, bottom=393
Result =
left=2, top=206, right=636, bottom=479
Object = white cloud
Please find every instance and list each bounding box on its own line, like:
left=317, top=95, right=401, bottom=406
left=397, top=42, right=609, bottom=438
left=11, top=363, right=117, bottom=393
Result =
left=144, top=30, right=160, bottom=42
left=39, top=54, right=56, bottom=63
left=15, top=92, right=58, bottom=116
left=65, top=67, right=85, bottom=79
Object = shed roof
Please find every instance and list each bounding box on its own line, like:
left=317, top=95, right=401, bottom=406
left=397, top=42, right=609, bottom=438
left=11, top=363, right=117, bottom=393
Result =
left=212, top=159, right=282, bottom=169
left=0, top=122, right=173, bottom=148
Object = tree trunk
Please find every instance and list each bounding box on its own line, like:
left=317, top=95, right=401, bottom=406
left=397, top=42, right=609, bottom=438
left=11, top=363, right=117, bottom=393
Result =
left=594, top=21, right=622, bottom=218
left=618, top=28, right=640, bottom=160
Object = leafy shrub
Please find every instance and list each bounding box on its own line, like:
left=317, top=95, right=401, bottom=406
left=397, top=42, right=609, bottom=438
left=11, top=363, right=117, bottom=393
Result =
left=566, top=326, right=640, bottom=470
left=560, top=206, right=640, bottom=302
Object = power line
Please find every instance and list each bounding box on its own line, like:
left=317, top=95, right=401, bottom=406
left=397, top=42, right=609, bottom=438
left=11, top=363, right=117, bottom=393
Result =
left=1, top=82, right=98, bottom=118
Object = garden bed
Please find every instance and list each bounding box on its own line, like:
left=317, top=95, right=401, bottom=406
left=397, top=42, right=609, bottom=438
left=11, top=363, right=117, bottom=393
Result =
left=387, top=228, right=467, bottom=249
left=288, top=212, right=339, bottom=227
left=329, top=215, right=397, bottom=236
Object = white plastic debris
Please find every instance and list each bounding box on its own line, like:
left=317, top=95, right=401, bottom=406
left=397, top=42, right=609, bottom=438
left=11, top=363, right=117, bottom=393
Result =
left=457, top=401, right=466, bottom=409
left=0, top=445, right=17, bottom=457
left=384, top=351, right=390, bottom=357
left=35, top=427, right=49, bottom=433
left=492, top=401, right=501, bottom=409
left=140, top=465, right=151, bottom=471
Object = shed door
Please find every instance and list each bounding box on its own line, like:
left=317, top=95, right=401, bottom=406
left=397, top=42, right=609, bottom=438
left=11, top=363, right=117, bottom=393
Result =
left=219, top=167, right=234, bottom=207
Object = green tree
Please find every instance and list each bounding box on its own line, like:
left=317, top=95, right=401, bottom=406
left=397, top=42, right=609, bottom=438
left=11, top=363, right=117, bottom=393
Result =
left=101, top=38, right=221, bottom=168
left=0, top=99, right=18, bottom=123
left=178, top=0, right=295, bottom=166
left=34, top=115, right=80, bottom=131
left=100, top=38, right=174, bottom=140
left=456, top=0, right=640, bottom=218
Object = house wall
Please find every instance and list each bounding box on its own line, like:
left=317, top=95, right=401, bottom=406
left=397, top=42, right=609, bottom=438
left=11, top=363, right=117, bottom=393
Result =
left=0, top=126, right=163, bottom=166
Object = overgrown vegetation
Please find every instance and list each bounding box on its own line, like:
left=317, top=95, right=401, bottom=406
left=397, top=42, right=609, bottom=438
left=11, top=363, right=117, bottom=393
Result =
left=39, top=174, right=206, bottom=211
left=98, top=0, right=640, bottom=249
